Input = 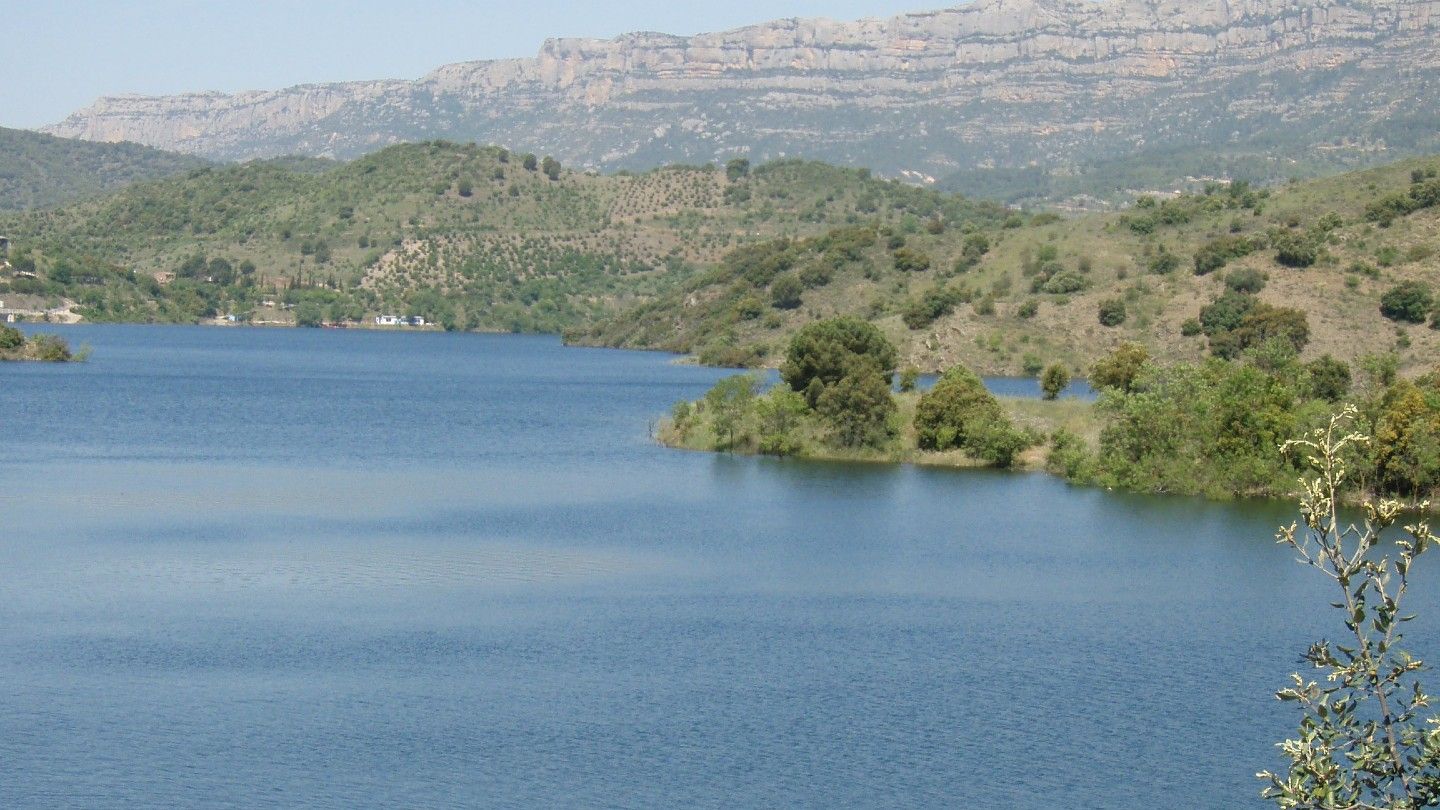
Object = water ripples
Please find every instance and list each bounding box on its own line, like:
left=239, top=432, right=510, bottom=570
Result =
left=67, top=541, right=679, bottom=594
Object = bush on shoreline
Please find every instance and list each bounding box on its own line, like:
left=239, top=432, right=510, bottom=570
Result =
left=0, top=324, right=78, bottom=362
left=664, top=335, right=1440, bottom=505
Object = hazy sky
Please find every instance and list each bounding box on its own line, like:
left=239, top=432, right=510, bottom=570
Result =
left=3, top=0, right=942, bottom=129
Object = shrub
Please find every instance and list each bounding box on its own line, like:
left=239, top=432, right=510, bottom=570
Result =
left=1046, top=429, right=1095, bottom=480
left=1305, top=355, right=1352, bottom=402
left=968, top=420, right=1038, bottom=468
left=0, top=324, right=23, bottom=350
left=816, top=360, right=897, bottom=449
left=902, top=287, right=960, bottom=330
left=726, top=239, right=797, bottom=287
left=1093, top=361, right=1300, bottom=497
left=1098, top=298, right=1127, bottom=327
left=1016, top=299, right=1039, bottom=319
left=898, top=367, right=920, bottom=393
left=1223, top=267, right=1267, bottom=294
left=669, top=400, right=697, bottom=442
left=1041, top=364, right=1070, bottom=400
left=698, top=341, right=767, bottom=368
left=914, top=364, right=1031, bottom=466
left=1148, top=250, right=1180, bottom=275
left=770, top=274, right=803, bottom=310
left=1194, top=248, right=1227, bottom=276
left=1199, top=291, right=1256, bottom=336
left=892, top=247, right=932, bottom=273
left=1374, top=378, right=1440, bottom=496
left=1181, top=318, right=1203, bottom=337
left=958, top=233, right=990, bottom=269
left=294, top=303, right=324, bottom=327
left=735, top=296, right=765, bottom=320
left=1365, top=177, right=1440, bottom=222
left=798, top=263, right=831, bottom=288
left=1194, top=236, right=1256, bottom=275
left=1211, top=304, right=1311, bottom=359
left=1089, top=343, right=1150, bottom=393
left=30, top=334, right=71, bottom=362
left=781, top=317, right=898, bottom=400
left=1380, top=280, right=1434, bottom=323
left=1349, top=261, right=1380, bottom=278
left=754, top=387, right=806, bottom=456
left=1042, top=271, right=1089, bottom=295
left=1273, top=231, right=1320, bottom=268
left=705, top=374, right=761, bottom=451
left=914, top=365, right=1001, bottom=451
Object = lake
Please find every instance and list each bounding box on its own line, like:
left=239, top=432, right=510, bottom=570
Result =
left=2, top=325, right=1425, bottom=808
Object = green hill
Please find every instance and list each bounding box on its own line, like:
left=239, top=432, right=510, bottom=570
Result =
left=578, top=158, right=1440, bottom=376
left=0, top=127, right=210, bottom=211
left=2, top=141, right=1438, bottom=377
left=0, top=142, right=1009, bottom=332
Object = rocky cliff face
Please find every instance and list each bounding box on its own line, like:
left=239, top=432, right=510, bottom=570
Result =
left=42, top=0, right=1440, bottom=200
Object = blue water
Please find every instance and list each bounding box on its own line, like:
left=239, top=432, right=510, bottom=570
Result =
left=2, top=325, right=1428, bottom=808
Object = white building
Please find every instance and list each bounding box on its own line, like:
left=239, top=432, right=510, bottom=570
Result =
left=375, top=315, right=426, bottom=326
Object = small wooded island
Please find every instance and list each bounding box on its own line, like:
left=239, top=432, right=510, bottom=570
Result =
left=0, top=323, right=80, bottom=362
left=663, top=317, right=1440, bottom=504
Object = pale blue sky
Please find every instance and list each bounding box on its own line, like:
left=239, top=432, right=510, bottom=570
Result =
left=3, top=0, right=945, bottom=129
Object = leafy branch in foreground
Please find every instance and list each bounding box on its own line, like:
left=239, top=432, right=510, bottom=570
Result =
left=1260, top=405, right=1440, bottom=809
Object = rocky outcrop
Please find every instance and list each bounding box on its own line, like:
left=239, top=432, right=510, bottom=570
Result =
left=42, top=0, right=1440, bottom=198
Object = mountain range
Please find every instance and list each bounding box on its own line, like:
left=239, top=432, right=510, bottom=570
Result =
left=40, top=0, right=1440, bottom=204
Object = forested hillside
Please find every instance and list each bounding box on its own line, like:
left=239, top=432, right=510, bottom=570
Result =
left=0, top=142, right=1009, bottom=333
left=3, top=142, right=1439, bottom=378
left=0, top=127, right=209, bottom=211
left=578, top=157, right=1440, bottom=376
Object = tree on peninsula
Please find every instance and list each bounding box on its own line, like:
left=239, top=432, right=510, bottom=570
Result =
left=780, top=317, right=897, bottom=405
left=1041, top=364, right=1070, bottom=400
